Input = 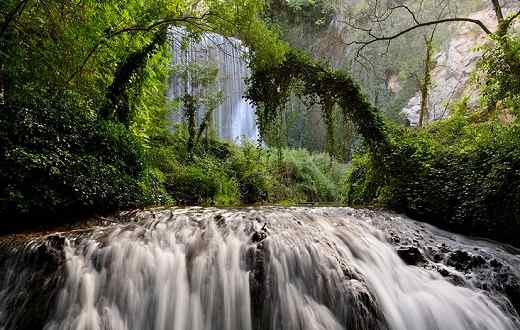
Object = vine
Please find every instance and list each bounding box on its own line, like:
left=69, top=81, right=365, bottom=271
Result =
left=246, top=49, right=390, bottom=157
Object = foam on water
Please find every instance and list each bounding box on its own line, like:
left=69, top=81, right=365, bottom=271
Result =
left=38, top=207, right=519, bottom=330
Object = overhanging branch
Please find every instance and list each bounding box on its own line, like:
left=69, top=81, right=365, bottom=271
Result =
left=64, top=14, right=211, bottom=85
left=346, top=17, right=492, bottom=58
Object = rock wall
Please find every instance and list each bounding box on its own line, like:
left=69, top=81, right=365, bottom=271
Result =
left=402, top=7, right=518, bottom=125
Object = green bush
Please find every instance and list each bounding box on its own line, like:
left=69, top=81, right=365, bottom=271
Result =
left=230, top=142, right=271, bottom=204
left=165, top=164, right=218, bottom=205
left=341, top=153, right=381, bottom=205
left=145, top=130, right=349, bottom=206
left=345, top=110, right=520, bottom=246
left=0, top=101, right=147, bottom=222
left=277, top=149, right=347, bottom=202
left=146, top=131, right=240, bottom=206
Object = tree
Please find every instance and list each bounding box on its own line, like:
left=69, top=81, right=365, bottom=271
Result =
left=0, top=0, right=286, bottom=135
left=418, top=29, right=436, bottom=127
left=341, top=0, right=520, bottom=116
left=102, top=28, right=168, bottom=125
left=342, top=1, right=519, bottom=55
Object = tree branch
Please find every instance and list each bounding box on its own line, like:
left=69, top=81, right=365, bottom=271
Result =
left=491, top=0, right=504, bottom=24
left=502, top=10, right=520, bottom=33
left=0, top=0, right=30, bottom=39
left=64, top=14, right=210, bottom=85
left=348, top=17, right=492, bottom=58
left=389, top=5, right=420, bottom=25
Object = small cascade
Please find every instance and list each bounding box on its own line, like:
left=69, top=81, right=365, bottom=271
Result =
left=167, top=28, right=258, bottom=143
left=1, top=207, right=518, bottom=330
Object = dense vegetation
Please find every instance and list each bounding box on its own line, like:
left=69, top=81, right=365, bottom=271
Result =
left=345, top=106, right=520, bottom=246
left=343, top=8, right=520, bottom=246
left=0, top=0, right=287, bottom=227
left=1, top=0, right=520, bottom=247
left=0, top=0, right=347, bottom=226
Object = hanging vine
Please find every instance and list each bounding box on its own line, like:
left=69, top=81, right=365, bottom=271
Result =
left=246, top=49, right=390, bottom=157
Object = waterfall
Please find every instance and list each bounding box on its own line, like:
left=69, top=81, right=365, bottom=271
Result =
left=3, top=207, right=518, bottom=330
left=167, top=28, right=258, bottom=143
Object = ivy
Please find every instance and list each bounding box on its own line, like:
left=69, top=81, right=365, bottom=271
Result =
left=246, top=49, right=390, bottom=157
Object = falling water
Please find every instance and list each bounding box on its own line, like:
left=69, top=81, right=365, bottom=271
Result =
left=1, top=207, right=516, bottom=330
left=167, top=28, right=258, bottom=143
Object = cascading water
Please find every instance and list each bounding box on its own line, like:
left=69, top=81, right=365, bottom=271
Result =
left=2, top=207, right=519, bottom=330
left=167, top=28, right=258, bottom=143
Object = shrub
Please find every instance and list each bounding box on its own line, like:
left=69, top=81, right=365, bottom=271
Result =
left=0, top=101, right=147, bottom=223
left=345, top=111, right=520, bottom=246
left=277, top=149, right=346, bottom=202
left=147, top=132, right=241, bottom=206
left=165, top=164, right=219, bottom=205
left=230, top=142, right=271, bottom=204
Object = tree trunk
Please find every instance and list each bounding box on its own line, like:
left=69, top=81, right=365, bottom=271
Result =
left=343, top=117, right=354, bottom=162
left=491, top=0, right=504, bottom=25
left=418, top=33, right=435, bottom=128
left=0, top=0, right=31, bottom=39
left=101, top=29, right=166, bottom=125
left=185, top=94, right=197, bottom=155
left=321, top=97, right=336, bottom=158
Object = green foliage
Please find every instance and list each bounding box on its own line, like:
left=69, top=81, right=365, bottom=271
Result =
left=277, top=149, right=346, bottom=202
left=166, top=163, right=222, bottom=205
left=0, top=0, right=289, bottom=223
left=230, top=142, right=271, bottom=203
left=0, top=0, right=286, bottom=119
left=0, top=101, right=147, bottom=221
left=269, top=0, right=334, bottom=32
left=145, top=128, right=349, bottom=206
left=345, top=107, right=520, bottom=246
left=171, top=59, right=225, bottom=152
left=247, top=49, right=389, bottom=157
left=477, top=35, right=520, bottom=115
left=342, top=153, right=381, bottom=206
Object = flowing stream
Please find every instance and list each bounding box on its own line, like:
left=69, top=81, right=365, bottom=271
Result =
left=1, top=207, right=519, bottom=330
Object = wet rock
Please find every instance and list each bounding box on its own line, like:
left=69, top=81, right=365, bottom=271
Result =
left=438, top=267, right=450, bottom=277
left=505, top=282, right=520, bottom=313
left=397, top=246, right=426, bottom=266
left=248, top=243, right=268, bottom=330
left=214, top=214, right=225, bottom=227
left=0, top=236, right=66, bottom=330
left=439, top=243, right=450, bottom=253
left=433, top=253, right=444, bottom=262
left=33, top=235, right=66, bottom=271
left=251, top=224, right=268, bottom=243
left=447, top=250, right=486, bottom=272
left=490, top=259, right=503, bottom=269
left=251, top=231, right=267, bottom=243
left=47, top=235, right=65, bottom=249
left=387, top=231, right=400, bottom=244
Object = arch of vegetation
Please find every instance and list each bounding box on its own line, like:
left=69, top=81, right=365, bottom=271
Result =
left=246, top=50, right=390, bottom=157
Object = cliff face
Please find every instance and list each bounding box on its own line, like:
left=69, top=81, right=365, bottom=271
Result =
left=402, top=7, right=518, bottom=125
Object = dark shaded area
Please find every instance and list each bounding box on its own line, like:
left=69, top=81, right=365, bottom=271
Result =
left=0, top=101, right=147, bottom=228
left=0, top=235, right=66, bottom=330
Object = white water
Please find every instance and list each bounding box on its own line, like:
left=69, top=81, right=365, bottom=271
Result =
left=167, top=29, right=258, bottom=143
left=42, top=207, right=519, bottom=330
